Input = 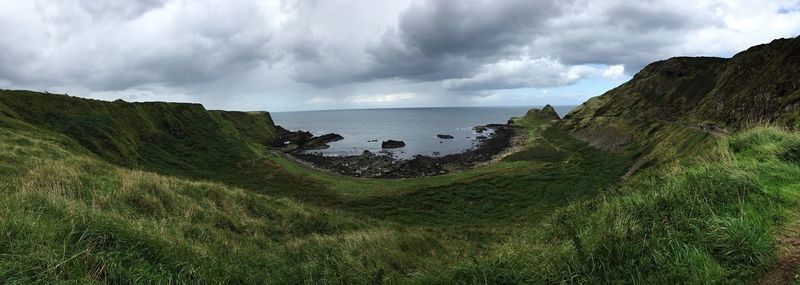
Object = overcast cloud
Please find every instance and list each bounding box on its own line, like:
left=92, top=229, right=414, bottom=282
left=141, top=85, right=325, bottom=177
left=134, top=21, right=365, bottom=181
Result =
left=0, top=0, right=799, bottom=111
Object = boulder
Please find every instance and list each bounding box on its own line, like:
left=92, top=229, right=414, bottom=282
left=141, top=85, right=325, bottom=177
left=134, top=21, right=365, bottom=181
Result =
left=275, top=125, right=313, bottom=145
left=309, top=133, right=343, bottom=144
left=437, top=134, right=454, bottom=139
left=273, top=126, right=343, bottom=150
left=381, top=140, right=406, bottom=149
left=301, top=133, right=344, bottom=150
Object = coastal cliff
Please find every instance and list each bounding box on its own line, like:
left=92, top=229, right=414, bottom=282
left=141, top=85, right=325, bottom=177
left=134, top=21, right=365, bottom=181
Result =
left=560, top=37, right=800, bottom=169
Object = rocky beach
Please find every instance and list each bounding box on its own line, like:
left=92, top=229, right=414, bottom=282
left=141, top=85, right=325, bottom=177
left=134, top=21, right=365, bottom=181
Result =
left=277, top=123, right=520, bottom=178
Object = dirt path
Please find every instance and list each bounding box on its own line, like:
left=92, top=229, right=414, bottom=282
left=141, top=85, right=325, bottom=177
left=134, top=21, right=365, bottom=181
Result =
left=758, top=223, right=800, bottom=285
left=476, top=127, right=525, bottom=166
left=667, top=120, right=730, bottom=136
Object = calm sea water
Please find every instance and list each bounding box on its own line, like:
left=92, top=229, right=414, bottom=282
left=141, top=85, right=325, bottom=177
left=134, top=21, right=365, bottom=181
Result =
left=271, top=106, right=576, bottom=158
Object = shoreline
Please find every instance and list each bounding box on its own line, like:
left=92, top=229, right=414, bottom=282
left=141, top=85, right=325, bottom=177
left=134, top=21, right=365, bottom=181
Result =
left=285, top=124, right=522, bottom=178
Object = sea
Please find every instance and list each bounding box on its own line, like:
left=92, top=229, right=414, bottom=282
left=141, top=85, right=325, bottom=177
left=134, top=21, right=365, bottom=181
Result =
left=271, top=106, right=577, bottom=159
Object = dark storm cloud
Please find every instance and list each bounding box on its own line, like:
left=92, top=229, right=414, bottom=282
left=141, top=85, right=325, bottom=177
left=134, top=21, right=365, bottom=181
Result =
left=531, top=1, right=718, bottom=71
left=293, top=0, right=569, bottom=86
left=388, top=0, right=561, bottom=58
left=54, top=0, right=167, bottom=20
left=290, top=0, right=713, bottom=90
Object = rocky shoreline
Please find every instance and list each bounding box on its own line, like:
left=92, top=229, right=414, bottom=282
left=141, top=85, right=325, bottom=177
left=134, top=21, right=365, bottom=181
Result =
left=286, top=124, right=519, bottom=178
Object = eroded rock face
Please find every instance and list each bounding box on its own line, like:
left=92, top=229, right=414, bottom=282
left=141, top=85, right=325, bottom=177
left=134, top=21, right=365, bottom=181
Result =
left=562, top=37, right=800, bottom=136
left=555, top=37, right=800, bottom=176
left=381, top=140, right=406, bottom=149
left=304, top=133, right=344, bottom=150
left=275, top=126, right=312, bottom=145
left=274, top=125, right=344, bottom=151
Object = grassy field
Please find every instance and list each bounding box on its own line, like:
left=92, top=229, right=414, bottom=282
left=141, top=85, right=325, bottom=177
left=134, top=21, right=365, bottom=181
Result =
left=422, top=127, right=800, bottom=284
left=1, top=90, right=799, bottom=283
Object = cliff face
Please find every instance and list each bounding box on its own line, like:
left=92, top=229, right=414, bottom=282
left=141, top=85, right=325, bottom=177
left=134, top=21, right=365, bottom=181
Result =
left=0, top=90, right=278, bottom=174
left=564, top=37, right=800, bottom=133
left=559, top=37, right=800, bottom=171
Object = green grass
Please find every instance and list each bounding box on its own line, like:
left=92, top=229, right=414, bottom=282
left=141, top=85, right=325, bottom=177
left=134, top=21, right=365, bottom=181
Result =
left=0, top=124, right=470, bottom=284
left=344, top=126, right=628, bottom=227
left=419, top=127, right=800, bottom=284
left=1, top=90, right=799, bottom=284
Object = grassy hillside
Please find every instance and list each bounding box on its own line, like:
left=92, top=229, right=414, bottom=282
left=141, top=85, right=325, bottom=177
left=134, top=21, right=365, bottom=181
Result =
left=565, top=37, right=800, bottom=132
left=561, top=37, right=800, bottom=173
left=0, top=111, right=471, bottom=283
left=0, top=90, right=276, bottom=173
left=422, top=127, right=800, bottom=284
left=0, top=90, right=335, bottom=204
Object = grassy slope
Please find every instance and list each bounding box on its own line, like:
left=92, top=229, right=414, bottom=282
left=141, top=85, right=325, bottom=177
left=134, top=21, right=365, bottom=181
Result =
left=561, top=37, right=800, bottom=172
left=0, top=109, right=470, bottom=284
left=2, top=90, right=799, bottom=283
left=421, top=127, right=800, bottom=284
left=0, top=91, right=631, bottom=283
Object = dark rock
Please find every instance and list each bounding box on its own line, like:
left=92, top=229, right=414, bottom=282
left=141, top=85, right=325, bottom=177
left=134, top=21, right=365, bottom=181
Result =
left=381, top=140, right=405, bottom=149
left=303, top=133, right=344, bottom=150
left=473, top=126, right=488, bottom=133
left=316, top=133, right=344, bottom=143
left=476, top=135, right=488, bottom=140
left=277, top=126, right=313, bottom=145
left=437, top=134, right=454, bottom=139
left=302, top=141, right=331, bottom=150
left=273, top=125, right=343, bottom=150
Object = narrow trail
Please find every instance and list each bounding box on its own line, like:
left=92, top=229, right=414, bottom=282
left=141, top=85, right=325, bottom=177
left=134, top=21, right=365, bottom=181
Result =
left=758, top=221, right=800, bottom=284
left=667, top=120, right=730, bottom=136
left=476, top=127, right=526, bottom=166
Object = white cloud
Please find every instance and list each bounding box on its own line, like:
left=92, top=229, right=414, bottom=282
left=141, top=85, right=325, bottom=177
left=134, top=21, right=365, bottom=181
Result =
left=306, top=96, right=334, bottom=104
left=347, top=93, right=418, bottom=104
left=443, top=57, right=598, bottom=91
left=602, top=65, right=625, bottom=80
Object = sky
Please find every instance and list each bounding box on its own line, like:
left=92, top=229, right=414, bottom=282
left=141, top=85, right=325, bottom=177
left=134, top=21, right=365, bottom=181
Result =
left=1, top=0, right=799, bottom=112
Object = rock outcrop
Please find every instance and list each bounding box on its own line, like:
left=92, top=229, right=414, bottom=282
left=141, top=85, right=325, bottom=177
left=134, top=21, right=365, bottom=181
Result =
left=558, top=36, right=800, bottom=171
left=563, top=37, right=800, bottom=138
left=524, top=104, right=561, bottom=121
left=274, top=126, right=344, bottom=151
left=381, top=140, right=406, bottom=149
